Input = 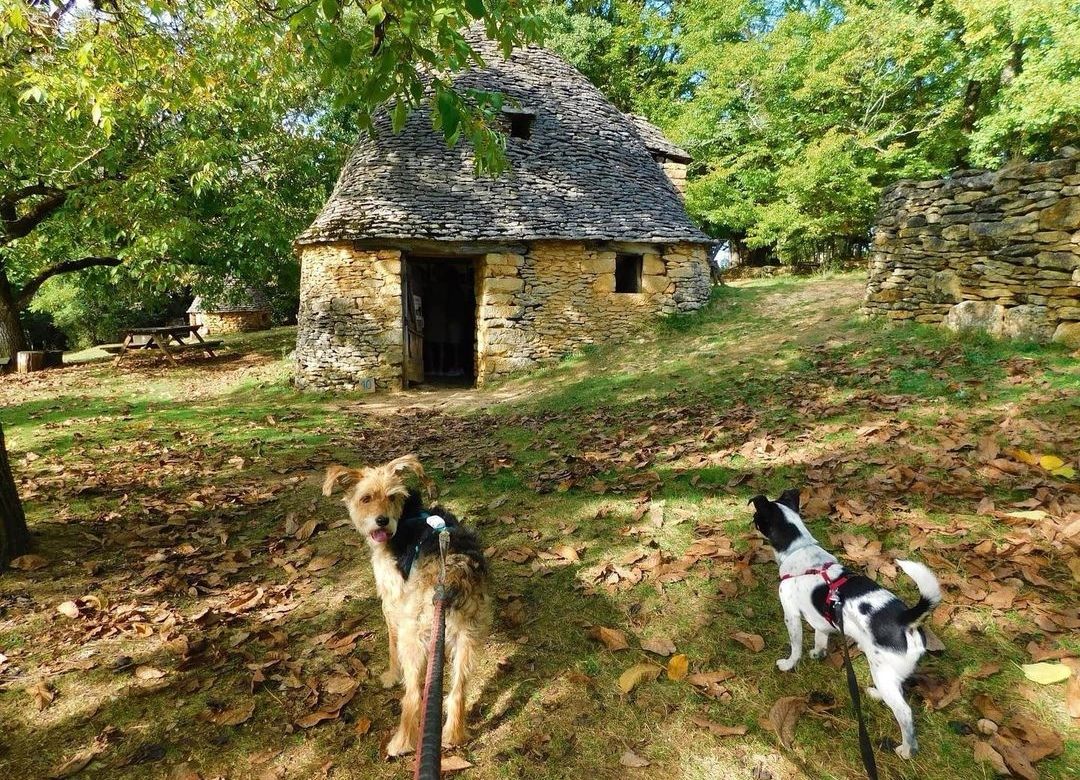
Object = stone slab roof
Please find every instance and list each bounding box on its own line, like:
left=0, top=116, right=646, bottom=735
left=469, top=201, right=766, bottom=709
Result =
left=626, top=114, right=691, bottom=163
left=296, top=34, right=708, bottom=247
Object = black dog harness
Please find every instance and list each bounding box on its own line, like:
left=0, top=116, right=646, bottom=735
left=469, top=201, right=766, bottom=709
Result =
left=780, top=564, right=850, bottom=627
left=396, top=510, right=435, bottom=579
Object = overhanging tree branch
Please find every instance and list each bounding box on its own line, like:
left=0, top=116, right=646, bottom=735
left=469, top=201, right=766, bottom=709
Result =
left=16, top=256, right=123, bottom=307
left=0, top=189, right=69, bottom=247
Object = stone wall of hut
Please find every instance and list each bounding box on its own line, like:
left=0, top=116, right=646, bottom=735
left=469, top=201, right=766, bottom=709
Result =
left=863, top=151, right=1080, bottom=345
left=192, top=310, right=270, bottom=335
left=294, top=240, right=711, bottom=390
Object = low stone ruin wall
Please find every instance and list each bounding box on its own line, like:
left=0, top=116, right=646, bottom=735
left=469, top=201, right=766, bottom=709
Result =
left=863, top=150, right=1080, bottom=345
left=195, top=310, right=270, bottom=335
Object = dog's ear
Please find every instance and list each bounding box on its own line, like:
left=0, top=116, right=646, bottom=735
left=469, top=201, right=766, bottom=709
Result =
left=776, top=488, right=800, bottom=513
left=323, top=465, right=362, bottom=496
left=749, top=494, right=772, bottom=514
left=387, top=454, right=423, bottom=478
left=386, top=454, right=437, bottom=499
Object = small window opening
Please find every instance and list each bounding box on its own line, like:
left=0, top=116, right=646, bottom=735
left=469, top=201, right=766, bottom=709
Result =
left=505, top=109, right=535, bottom=140
left=615, top=253, right=643, bottom=293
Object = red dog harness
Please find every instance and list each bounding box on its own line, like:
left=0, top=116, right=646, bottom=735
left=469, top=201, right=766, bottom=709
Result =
left=780, top=565, right=850, bottom=627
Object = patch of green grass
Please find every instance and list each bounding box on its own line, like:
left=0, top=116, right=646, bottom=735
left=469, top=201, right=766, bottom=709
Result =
left=2, top=278, right=1077, bottom=780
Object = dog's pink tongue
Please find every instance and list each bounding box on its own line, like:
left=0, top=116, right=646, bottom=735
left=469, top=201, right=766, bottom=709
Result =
left=370, top=529, right=389, bottom=544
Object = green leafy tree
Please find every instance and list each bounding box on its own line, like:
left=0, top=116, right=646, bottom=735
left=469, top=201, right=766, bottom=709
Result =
left=540, top=1, right=683, bottom=119
left=670, top=0, right=1080, bottom=262
left=0, top=0, right=542, bottom=362
left=0, top=0, right=542, bottom=548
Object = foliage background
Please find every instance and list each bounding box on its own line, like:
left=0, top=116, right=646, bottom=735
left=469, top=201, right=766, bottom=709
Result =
left=544, top=0, right=1080, bottom=264
left=5, top=0, right=1078, bottom=349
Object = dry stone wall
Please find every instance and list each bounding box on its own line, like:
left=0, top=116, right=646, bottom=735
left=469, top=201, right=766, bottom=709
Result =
left=863, top=150, right=1080, bottom=346
left=196, top=310, right=270, bottom=335
left=294, top=239, right=711, bottom=390
left=295, top=244, right=404, bottom=390
left=476, top=241, right=710, bottom=382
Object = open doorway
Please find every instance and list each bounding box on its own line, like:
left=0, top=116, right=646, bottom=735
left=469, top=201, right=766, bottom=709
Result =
left=402, top=257, right=477, bottom=387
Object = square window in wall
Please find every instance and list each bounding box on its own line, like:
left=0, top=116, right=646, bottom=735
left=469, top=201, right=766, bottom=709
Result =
left=615, top=253, right=643, bottom=293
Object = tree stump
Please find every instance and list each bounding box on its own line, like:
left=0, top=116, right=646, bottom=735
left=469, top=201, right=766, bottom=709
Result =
left=43, top=350, right=64, bottom=369
left=15, top=351, right=44, bottom=374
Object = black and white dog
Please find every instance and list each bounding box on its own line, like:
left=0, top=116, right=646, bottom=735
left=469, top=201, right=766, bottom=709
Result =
left=750, top=489, right=941, bottom=759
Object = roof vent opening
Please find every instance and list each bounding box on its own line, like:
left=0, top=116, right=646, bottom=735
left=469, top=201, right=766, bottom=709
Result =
left=504, top=108, right=535, bottom=140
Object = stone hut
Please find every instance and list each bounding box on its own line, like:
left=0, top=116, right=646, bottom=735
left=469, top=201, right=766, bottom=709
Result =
left=864, top=150, right=1080, bottom=344
left=187, top=285, right=271, bottom=335
left=626, top=114, right=692, bottom=196
left=293, top=35, right=712, bottom=390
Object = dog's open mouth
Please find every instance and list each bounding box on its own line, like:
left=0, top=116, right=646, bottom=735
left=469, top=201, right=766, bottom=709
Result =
left=369, top=529, right=390, bottom=543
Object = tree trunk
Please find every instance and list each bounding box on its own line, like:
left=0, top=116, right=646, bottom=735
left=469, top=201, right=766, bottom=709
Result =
left=0, top=267, right=28, bottom=370
left=0, top=423, right=31, bottom=570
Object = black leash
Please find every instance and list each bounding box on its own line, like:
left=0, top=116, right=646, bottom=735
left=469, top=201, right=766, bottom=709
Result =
left=834, top=604, right=879, bottom=780
left=414, top=584, right=447, bottom=780
left=413, top=521, right=451, bottom=780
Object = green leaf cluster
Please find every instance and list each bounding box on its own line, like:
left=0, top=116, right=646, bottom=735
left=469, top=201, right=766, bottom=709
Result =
left=547, top=0, right=1080, bottom=263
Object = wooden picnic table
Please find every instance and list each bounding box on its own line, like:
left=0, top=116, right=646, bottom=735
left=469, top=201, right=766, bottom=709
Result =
left=110, top=324, right=222, bottom=367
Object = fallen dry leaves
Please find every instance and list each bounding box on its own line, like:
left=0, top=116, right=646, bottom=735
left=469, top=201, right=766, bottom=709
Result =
left=639, top=636, right=676, bottom=657
left=767, top=696, right=807, bottom=748
left=617, top=663, right=662, bottom=695
left=619, top=749, right=650, bottom=768
left=690, top=717, right=748, bottom=738
left=48, top=726, right=119, bottom=778
left=588, top=626, right=629, bottom=652
left=204, top=699, right=255, bottom=727
left=440, top=755, right=474, bottom=773
left=732, top=631, right=765, bottom=653
left=666, top=654, right=689, bottom=681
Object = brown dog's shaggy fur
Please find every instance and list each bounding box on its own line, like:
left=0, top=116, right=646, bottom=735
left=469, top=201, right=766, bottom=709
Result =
left=323, top=455, right=491, bottom=756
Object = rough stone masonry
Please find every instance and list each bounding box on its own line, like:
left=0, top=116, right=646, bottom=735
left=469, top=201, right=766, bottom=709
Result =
left=863, top=149, right=1080, bottom=346
left=294, top=240, right=711, bottom=390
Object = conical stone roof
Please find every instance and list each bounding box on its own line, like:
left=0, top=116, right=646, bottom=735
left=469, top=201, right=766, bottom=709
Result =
left=296, top=34, right=707, bottom=247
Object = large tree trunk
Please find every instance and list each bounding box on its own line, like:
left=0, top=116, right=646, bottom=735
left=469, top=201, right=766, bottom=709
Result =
left=0, top=267, right=28, bottom=369
left=0, top=423, right=31, bottom=570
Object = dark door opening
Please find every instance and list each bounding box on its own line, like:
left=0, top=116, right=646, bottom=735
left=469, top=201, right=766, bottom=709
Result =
left=402, top=257, right=477, bottom=386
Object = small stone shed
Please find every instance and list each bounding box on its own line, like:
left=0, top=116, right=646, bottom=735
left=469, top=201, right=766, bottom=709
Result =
left=187, top=285, right=271, bottom=335
left=293, top=35, right=712, bottom=390
left=864, top=149, right=1080, bottom=344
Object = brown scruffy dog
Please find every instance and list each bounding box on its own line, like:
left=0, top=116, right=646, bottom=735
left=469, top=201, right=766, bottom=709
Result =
left=323, top=455, right=491, bottom=757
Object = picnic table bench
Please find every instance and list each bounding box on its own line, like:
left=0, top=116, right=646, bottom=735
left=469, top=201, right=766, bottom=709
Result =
left=103, top=325, right=222, bottom=367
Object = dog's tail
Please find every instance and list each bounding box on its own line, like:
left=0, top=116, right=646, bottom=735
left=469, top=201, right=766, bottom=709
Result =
left=896, top=559, right=941, bottom=626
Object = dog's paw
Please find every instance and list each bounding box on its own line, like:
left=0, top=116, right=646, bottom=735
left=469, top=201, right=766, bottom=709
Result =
left=776, top=658, right=797, bottom=672
left=385, top=730, right=415, bottom=757
left=380, top=668, right=401, bottom=689
left=809, top=648, right=827, bottom=660
left=441, top=722, right=466, bottom=748
left=866, top=686, right=882, bottom=701
left=894, top=743, right=916, bottom=760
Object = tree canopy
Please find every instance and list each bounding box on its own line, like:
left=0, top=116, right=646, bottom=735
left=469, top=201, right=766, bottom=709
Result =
left=546, top=0, right=1080, bottom=263
left=3, top=0, right=1077, bottom=359
left=0, top=0, right=542, bottom=358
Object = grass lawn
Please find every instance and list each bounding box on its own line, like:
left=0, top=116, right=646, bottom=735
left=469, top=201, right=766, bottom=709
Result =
left=1, top=274, right=1077, bottom=779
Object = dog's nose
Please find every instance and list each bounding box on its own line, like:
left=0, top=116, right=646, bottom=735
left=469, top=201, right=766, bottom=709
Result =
left=375, top=516, right=390, bottom=527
